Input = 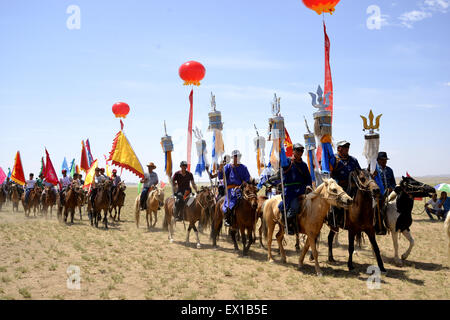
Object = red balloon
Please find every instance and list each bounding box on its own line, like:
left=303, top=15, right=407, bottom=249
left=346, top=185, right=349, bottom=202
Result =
left=179, top=61, right=206, bottom=86
left=302, top=0, right=340, bottom=15
left=112, top=102, right=130, bottom=119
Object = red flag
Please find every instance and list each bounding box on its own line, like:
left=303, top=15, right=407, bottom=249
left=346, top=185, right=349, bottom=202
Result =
left=80, top=140, right=89, bottom=173
left=324, top=21, right=333, bottom=119
left=160, top=181, right=166, bottom=189
left=284, top=128, right=293, bottom=158
left=44, top=149, right=59, bottom=186
left=318, top=21, right=334, bottom=164
left=187, top=89, right=193, bottom=172
left=11, top=151, right=26, bottom=186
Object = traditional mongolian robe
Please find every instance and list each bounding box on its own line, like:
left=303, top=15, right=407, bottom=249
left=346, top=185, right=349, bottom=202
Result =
left=218, top=163, right=250, bottom=212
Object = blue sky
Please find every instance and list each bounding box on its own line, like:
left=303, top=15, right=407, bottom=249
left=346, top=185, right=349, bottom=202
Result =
left=1, top=0, right=449, bottom=183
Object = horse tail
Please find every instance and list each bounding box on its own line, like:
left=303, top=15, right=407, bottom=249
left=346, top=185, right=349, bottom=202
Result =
left=261, top=207, right=268, bottom=243
left=163, top=200, right=169, bottom=231
left=135, top=196, right=140, bottom=228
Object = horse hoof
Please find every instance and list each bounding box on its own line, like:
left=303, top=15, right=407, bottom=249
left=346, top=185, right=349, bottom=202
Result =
left=297, top=264, right=303, bottom=270
left=401, top=254, right=408, bottom=261
left=196, top=243, right=201, bottom=249
left=169, top=239, right=174, bottom=243
left=316, top=272, right=323, bottom=277
left=394, top=259, right=403, bottom=267
left=268, top=259, right=274, bottom=263
left=328, top=258, right=336, bottom=264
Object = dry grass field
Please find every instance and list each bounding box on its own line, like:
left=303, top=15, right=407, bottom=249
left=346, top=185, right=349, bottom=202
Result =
left=0, top=180, right=449, bottom=300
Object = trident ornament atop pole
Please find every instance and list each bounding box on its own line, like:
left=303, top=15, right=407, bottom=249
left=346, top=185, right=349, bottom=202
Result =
left=360, top=110, right=382, bottom=134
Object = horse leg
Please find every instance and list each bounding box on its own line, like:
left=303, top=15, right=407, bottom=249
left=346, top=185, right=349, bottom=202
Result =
left=348, top=231, right=356, bottom=271
left=328, top=230, right=336, bottom=263
left=401, top=230, right=414, bottom=261
left=391, top=230, right=402, bottom=266
left=367, top=230, right=386, bottom=272
left=298, top=238, right=311, bottom=269
left=309, top=235, right=319, bottom=262
left=230, top=229, right=239, bottom=251
left=168, top=215, right=174, bottom=243
left=247, top=227, right=254, bottom=253
left=267, top=222, right=275, bottom=262
left=71, top=208, right=74, bottom=224
left=241, top=227, right=247, bottom=256
left=104, top=209, right=108, bottom=229
left=146, top=211, right=150, bottom=230
left=309, top=234, right=322, bottom=276
left=193, top=224, right=201, bottom=249
left=153, top=211, right=157, bottom=227
left=295, top=233, right=300, bottom=253
left=186, top=225, right=192, bottom=246
left=275, top=227, right=286, bottom=263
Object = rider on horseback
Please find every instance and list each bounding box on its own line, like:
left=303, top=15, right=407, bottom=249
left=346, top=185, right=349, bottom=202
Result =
left=140, top=162, right=159, bottom=211
left=59, top=169, right=73, bottom=206
left=90, top=167, right=108, bottom=208
left=172, top=161, right=198, bottom=221
left=24, top=173, right=36, bottom=206
left=216, top=150, right=251, bottom=227
left=372, top=151, right=396, bottom=234
left=278, top=143, right=312, bottom=235
left=110, top=169, right=121, bottom=202
left=329, top=141, right=361, bottom=230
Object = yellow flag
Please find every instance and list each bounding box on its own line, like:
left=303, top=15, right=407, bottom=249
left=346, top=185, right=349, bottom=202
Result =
left=106, top=164, right=112, bottom=177
left=83, top=160, right=98, bottom=189
left=108, top=131, right=144, bottom=179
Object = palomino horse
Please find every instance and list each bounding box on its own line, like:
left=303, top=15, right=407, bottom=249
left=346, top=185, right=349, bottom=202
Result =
left=61, top=182, right=81, bottom=224
left=163, top=187, right=215, bottom=248
left=211, top=181, right=259, bottom=256
left=88, top=179, right=112, bottom=229
left=11, top=185, right=21, bottom=212
left=41, top=187, right=57, bottom=218
left=256, top=195, right=268, bottom=247
left=21, top=187, right=42, bottom=217
left=110, top=182, right=126, bottom=222
left=327, top=168, right=386, bottom=273
left=135, top=187, right=164, bottom=229
left=262, top=178, right=352, bottom=276
left=385, top=176, right=435, bottom=266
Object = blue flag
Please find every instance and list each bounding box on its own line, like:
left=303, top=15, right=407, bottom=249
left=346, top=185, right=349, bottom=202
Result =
left=62, top=157, right=69, bottom=174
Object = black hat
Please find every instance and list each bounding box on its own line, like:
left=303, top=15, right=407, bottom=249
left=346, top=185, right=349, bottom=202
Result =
left=180, top=161, right=188, bottom=167
left=377, top=152, right=389, bottom=160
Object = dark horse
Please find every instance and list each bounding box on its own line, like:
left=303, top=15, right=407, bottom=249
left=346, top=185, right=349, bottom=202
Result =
left=62, top=182, right=81, bottom=224
left=88, top=179, right=112, bottom=229
left=110, top=182, right=126, bottom=222
left=163, top=186, right=215, bottom=248
left=211, top=181, right=258, bottom=256
left=327, top=168, right=386, bottom=272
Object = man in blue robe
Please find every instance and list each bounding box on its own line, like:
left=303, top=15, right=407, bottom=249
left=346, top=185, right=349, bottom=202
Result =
left=278, top=143, right=312, bottom=235
left=329, top=141, right=361, bottom=230
left=217, top=150, right=251, bottom=226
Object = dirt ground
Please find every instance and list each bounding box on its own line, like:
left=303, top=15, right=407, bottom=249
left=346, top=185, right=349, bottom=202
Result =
left=0, top=183, right=449, bottom=300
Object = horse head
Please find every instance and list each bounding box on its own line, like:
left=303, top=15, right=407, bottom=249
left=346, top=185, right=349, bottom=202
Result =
left=399, top=176, right=435, bottom=198
left=322, top=178, right=353, bottom=209
left=240, top=181, right=258, bottom=210
left=199, top=186, right=215, bottom=208
left=352, top=168, right=380, bottom=200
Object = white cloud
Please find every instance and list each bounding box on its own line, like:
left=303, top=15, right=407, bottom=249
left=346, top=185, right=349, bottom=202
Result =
left=399, top=10, right=432, bottom=28
left=424, top=0, right=450, bottom=12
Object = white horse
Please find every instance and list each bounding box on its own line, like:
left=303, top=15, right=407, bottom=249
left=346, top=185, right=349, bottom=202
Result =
left=384, top=176, right=435, bottom=266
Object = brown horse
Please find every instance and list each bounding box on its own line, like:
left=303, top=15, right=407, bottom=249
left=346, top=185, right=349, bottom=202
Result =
left=262, top=178, right=353, bottom=276
left=135, top=187, right=164, bottom=229
left=110, top=182, right=126, bottom=222
left=11, top=185, right=21, bottom=212
left=41, top=186, right=57, bottom=218
left=163, top=187, right=215, bottom=248
left=89, top=180, right=112, bottom=229
left=76, top=189, right=87, bottom=220
left=211, top=181, right=259, bottom=256
left=22, top=187, right=41, bottom=217
left=61, top=182, right=81, bottom=224
left=327, top=168, right=386, bottom=273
